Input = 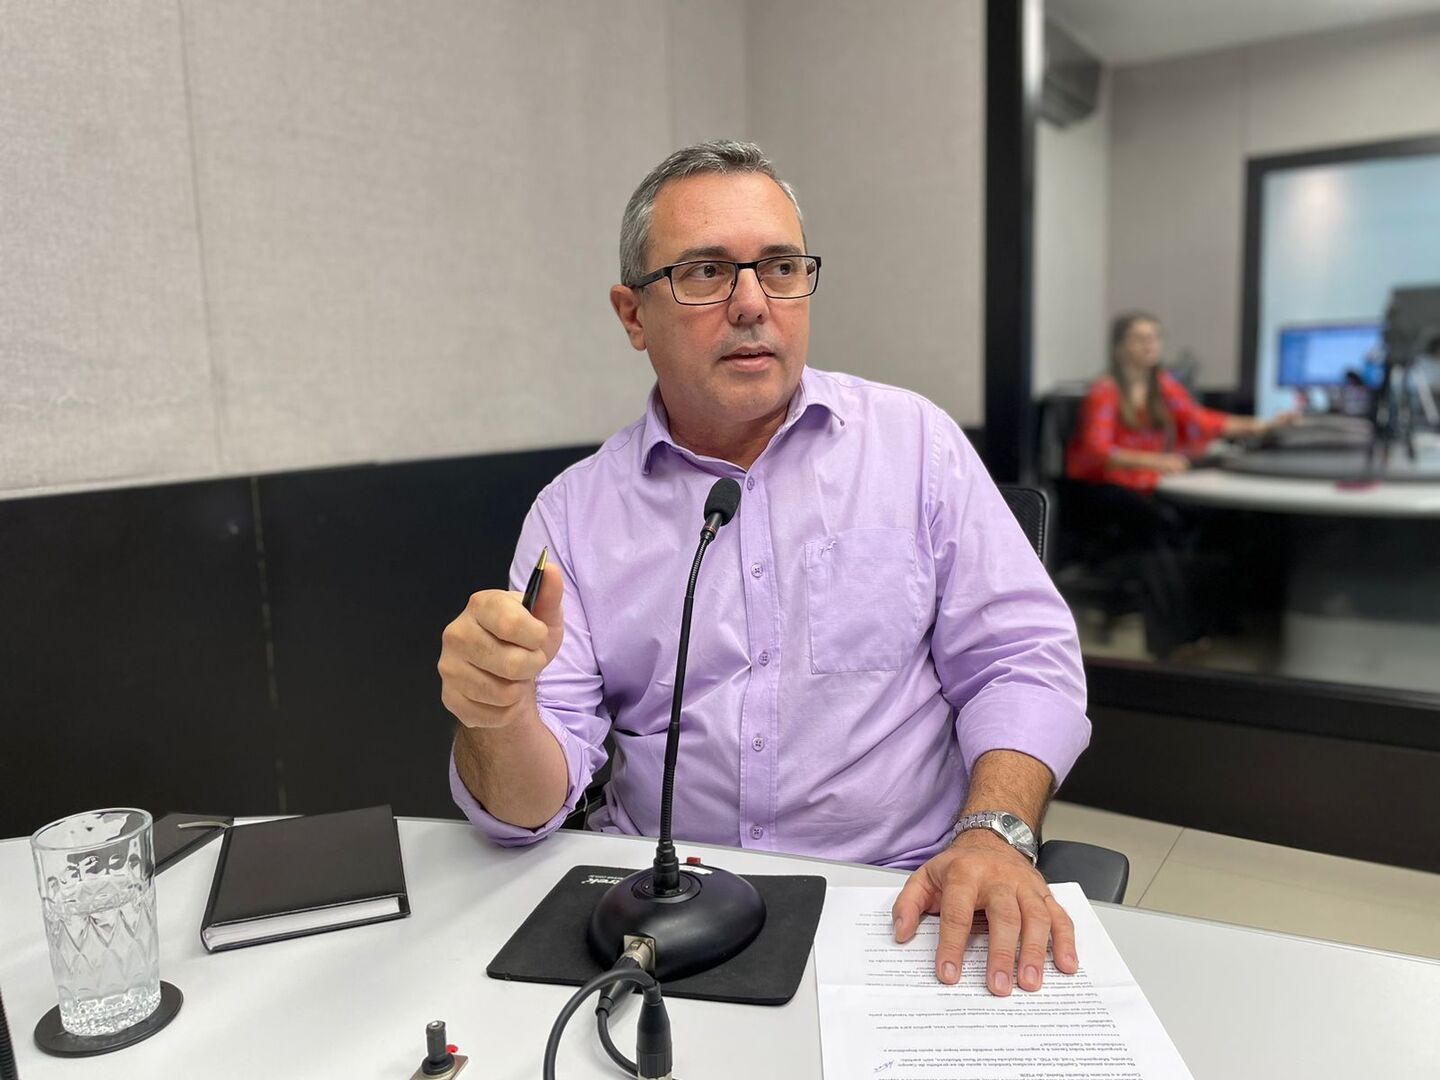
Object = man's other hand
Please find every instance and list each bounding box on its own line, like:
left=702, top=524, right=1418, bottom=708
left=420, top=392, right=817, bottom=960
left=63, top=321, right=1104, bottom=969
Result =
left=891, top=829, right=1079, bottom=996
left=438, top=562, right=564, bottom=730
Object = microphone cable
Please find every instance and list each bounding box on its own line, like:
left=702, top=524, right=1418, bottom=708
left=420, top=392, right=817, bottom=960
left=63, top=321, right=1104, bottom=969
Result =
left=595, top=958, right=641, bottom=1075
left=544, top=948, right=673, bottom=1080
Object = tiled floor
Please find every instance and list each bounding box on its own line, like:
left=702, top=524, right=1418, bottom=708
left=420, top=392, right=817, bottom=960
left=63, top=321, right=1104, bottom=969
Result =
left=1044, top=800, right=1440, bottom=960
left=1073, top=609, right=1281, bottom=676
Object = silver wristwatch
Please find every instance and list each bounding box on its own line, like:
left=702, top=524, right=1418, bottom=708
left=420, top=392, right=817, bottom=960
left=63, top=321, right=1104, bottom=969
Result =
left=951, top=811, right=1039, bottom=865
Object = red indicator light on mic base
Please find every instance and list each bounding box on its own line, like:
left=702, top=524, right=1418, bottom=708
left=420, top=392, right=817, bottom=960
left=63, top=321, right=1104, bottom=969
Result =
left=447, top=1045, right=458, bottom=1055
left=686, top=856, right=702, bottom=865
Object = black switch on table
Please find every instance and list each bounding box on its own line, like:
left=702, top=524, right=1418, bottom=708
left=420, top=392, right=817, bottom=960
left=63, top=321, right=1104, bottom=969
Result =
left=422, top=1020, right=455, bottom=1077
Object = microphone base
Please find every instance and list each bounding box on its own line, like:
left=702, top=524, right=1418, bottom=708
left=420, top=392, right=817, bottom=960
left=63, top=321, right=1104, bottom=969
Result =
left=587, top=863, right=766, bottom=982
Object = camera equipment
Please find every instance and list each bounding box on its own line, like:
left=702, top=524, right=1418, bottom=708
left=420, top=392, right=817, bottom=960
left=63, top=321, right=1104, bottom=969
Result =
left=1367, top=284, right=1440, bottom=473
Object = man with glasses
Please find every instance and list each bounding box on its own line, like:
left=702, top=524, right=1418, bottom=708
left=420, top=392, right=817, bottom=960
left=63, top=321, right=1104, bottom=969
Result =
left=439, top=141, right=1089, bottom=998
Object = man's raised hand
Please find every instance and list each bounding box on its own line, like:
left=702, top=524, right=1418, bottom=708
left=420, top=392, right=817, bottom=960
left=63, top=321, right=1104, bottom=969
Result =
left=438, top=562, right=564, bottom=729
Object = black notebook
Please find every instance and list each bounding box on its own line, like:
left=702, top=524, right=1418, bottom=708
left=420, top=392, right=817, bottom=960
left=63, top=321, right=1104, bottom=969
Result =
left=200, top=805, right=410, bottom=952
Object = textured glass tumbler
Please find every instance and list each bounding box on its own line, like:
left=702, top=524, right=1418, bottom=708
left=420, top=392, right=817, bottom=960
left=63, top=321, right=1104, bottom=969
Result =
left=31, top=809, right=161, bottom=1037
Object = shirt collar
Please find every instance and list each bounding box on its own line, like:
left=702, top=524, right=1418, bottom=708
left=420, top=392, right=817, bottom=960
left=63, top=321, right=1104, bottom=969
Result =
left=639, top=366, right=848, bottom=475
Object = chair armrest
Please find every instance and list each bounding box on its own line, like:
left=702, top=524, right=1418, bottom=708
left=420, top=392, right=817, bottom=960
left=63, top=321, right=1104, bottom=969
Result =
left=1037, top=839, right=1130, bottom=904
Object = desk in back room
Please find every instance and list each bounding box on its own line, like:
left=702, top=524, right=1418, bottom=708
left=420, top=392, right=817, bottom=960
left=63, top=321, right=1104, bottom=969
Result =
left=1158, top=453, right=1440, bottom=693
left=3, top=818, right=1439, bottom=1078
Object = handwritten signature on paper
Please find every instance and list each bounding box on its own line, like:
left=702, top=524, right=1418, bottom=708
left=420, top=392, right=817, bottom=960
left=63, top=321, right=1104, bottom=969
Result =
left=874, top=1062, right=895, bottom=1074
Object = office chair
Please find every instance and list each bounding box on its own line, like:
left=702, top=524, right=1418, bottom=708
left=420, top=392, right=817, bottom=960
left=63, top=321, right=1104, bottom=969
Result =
left=996, top=484, right=1050, bottom=567
left=998, top=484, right=1131, bottom=905
left=1033, top=393, right=1145, bottom=642
left=566, top=485, right=1131, bottom=906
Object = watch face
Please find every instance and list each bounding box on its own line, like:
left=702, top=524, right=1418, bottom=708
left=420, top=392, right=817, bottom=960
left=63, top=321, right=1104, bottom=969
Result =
left=998, top=814, right=1037, bottom=849
left=954, top=813, right=1038, bottom=861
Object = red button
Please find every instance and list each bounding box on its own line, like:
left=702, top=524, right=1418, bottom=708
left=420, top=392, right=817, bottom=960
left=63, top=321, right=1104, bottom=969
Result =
left=686, top=856, right=702, bottom=865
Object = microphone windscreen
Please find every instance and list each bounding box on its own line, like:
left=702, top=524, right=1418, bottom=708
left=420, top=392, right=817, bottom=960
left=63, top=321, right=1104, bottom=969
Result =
left=704, top=478, right=743, bottom=528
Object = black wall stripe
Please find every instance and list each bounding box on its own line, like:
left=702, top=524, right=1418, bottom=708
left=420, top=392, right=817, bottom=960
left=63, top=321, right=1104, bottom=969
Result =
left=4, top=435, right=1439, bottom=871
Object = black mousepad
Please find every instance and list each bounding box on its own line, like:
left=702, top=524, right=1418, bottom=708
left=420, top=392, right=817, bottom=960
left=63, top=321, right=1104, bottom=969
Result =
left=487, top=864, right=827, bottom=1005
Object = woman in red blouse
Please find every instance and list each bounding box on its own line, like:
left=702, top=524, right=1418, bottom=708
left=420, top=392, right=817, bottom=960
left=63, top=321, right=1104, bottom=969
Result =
left=1063, top=312, right=1290, bottom=657
left=1067, top=312, right=1282, bottom=493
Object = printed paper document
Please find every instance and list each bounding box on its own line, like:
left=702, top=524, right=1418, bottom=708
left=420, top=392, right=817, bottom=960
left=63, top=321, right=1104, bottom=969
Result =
left=815, top=881, right=1193, bottom=1079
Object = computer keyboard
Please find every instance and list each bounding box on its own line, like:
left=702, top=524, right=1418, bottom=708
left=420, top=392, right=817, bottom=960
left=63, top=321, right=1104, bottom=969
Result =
left=1262, top=415, right=1373, bottom=451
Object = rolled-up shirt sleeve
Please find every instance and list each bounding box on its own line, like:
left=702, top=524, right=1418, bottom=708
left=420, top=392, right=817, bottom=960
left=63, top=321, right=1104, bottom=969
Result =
left=925, top=413, right=1091, bottom=790
left=449, top=492, right=611, bottom=845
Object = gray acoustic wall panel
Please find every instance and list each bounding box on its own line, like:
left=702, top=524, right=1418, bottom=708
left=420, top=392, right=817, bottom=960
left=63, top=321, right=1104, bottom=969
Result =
left=668, top=1, right=748, bottom=148
left=747, top=0, right=986, bottom=427
left=0, top=1, right=217, bottom=498
left=181, top=0, right=676, bottom=475
left=2, top=1, right=985, bottom=497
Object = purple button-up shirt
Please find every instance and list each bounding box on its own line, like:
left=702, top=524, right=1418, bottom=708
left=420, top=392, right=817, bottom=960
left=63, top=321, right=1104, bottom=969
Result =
left=451, top=368, right=1089, bottom=869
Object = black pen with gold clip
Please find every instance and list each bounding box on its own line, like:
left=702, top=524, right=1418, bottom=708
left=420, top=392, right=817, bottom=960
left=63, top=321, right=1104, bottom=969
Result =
left=521, top=546, right=548, bottom=613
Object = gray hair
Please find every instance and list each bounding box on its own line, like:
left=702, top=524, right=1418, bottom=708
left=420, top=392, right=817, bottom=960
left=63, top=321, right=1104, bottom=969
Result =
left=618, top=139, right=804, bottom=287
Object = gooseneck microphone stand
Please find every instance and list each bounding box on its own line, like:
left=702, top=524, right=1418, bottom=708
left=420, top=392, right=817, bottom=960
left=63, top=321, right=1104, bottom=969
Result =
left=587, top=477, right=767, bottom=981
left=543, top=480, right=765, bottom=1077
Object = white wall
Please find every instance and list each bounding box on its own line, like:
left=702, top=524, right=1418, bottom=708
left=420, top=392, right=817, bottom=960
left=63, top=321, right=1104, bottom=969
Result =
left=0, top=0, right=987, bottom=500
left=1107, top=12, right=1440, bottom=387
left=1034, top=75, right=1111, bottom=394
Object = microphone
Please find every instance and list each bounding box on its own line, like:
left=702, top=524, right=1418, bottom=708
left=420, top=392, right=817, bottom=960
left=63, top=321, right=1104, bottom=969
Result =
left=701, top=478, right=741, bottom=539
left=587, top=477, right=767, bottom=980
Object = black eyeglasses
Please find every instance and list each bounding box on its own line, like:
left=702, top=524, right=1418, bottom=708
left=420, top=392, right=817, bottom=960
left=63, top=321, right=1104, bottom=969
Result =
left=632, top=254, right=822, bottom=305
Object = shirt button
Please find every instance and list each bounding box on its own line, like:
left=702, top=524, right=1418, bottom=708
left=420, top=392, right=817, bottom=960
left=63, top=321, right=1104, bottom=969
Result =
left=745, top=476, right=755, bottom=491
left=751, top=735, right=766, bottom=752
left=750, top=562, right=763, bottom=578
left=758, top=650, right=771, bottom=666
left=750, top=825, right=764, bottom=839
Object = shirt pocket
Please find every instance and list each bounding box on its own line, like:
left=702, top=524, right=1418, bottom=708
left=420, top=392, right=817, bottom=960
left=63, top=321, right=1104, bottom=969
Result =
left=804, top=527, right=925, bottom=674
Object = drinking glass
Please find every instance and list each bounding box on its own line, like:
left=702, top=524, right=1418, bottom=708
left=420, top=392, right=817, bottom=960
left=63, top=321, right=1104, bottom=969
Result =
left=31, top=809, right=161, bottom=1037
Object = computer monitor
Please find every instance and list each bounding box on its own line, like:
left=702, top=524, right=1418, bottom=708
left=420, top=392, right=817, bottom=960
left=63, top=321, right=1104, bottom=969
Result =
left=1276, top=322, right=1381, bottom=388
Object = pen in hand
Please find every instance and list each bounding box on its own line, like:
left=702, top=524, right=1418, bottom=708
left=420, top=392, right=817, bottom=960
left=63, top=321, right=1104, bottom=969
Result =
left=521, top=546, right=548, bottom=613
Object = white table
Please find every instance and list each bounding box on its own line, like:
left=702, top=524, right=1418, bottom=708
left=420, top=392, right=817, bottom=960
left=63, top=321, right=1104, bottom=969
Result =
left=1157, top=468, right=1440, bottom=517
left=3, top=819, right=1438, bottom=1078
